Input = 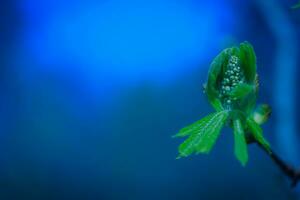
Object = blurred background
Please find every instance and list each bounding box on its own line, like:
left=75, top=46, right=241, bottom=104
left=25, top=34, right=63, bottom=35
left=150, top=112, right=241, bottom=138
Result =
left=0, top=0, right=300, bottom=199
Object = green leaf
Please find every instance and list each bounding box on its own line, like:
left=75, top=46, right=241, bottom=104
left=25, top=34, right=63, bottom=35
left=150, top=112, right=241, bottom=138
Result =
left=233, top=119, right=248, bottom=166
left=205, top=42, right=258, bottom=112
left=239, top=42, right=257, bottom=83
left=238, top=89, right=257, bottom=116
left=206, top=48, right=232, bottom=111
left=229, top=83, right=254, bottom=99
left=177, top=111, right=229, bottom=158
left=173, top=112, right=218, bottom=138
left=246, top=118, right=271, bottom=153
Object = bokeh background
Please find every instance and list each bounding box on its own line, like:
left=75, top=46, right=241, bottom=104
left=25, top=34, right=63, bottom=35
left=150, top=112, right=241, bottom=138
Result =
left=1, top=0, right=300, bottom=199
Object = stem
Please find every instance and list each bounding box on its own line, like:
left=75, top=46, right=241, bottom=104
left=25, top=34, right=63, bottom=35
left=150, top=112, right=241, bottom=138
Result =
left=256, top=142, right=300, bottom=187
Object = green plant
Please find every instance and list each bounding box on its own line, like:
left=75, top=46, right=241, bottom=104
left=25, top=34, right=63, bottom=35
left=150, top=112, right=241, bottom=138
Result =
left=174, top=42, right=299, bottom=186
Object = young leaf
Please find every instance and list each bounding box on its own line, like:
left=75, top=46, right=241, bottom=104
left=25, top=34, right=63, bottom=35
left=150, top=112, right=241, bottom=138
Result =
left=206, top=48, right=232, bottom=111
left=229, top=83, right=254, bottom=100
left=177, top=111, right=229, bottom=158
left=233, top=119, right=248, bottom=166
left=239, top=42, right=257, bottom=83
left=173, top=112, right=218, bottom=138
left=247, top=118, right=271, bottom=153
left=195, top=111, right=229, bottom=154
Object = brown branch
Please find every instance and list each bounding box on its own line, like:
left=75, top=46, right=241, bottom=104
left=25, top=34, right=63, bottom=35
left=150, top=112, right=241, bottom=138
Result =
left=256, top=142, right=300, bottom=187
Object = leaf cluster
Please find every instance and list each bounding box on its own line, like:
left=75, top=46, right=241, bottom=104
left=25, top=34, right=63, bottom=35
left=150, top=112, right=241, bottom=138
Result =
left=174, top=42, right=271, bottom=165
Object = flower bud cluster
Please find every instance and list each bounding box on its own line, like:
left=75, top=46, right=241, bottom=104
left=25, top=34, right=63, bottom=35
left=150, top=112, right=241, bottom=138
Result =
left=219, top=56, right=244, bottom=107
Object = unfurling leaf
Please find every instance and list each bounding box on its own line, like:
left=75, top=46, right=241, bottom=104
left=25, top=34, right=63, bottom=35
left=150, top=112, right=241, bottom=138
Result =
left=238, top=42, right=256, bottom=83
left=205, top=42, right=257, bottom=112
left=247, top=118, right=271, bottom=153
left=173, top=112, right=220, bottom=138
left=177, top=111, right=229, bottom=158
left=233, top=119, right=248, bottom=166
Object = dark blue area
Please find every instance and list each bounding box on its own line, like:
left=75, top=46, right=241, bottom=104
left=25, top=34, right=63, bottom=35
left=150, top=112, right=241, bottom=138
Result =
left=0, top=0, right=300, bottom=199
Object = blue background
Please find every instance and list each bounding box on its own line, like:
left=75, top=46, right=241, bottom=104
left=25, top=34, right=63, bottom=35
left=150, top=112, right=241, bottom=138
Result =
left=1, top=0, right=300, bottom=199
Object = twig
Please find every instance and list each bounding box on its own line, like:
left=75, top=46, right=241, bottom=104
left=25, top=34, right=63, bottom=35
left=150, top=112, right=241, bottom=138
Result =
left=256, top=142, right=300, bottom=187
